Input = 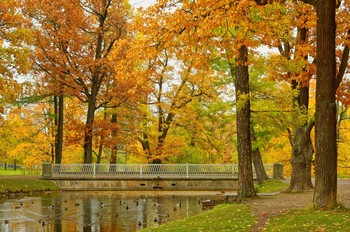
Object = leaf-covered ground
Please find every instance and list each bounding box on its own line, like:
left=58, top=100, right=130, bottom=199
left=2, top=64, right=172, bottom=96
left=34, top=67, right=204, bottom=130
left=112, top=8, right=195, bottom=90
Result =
left=248, top=179, right=350, bottom=231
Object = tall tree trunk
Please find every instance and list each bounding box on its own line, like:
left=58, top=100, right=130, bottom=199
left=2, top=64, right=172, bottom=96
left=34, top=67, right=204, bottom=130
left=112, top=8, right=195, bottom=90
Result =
left=313, top=0, right=337, bottom=209
left=55, top=94, right=64, bottom=164
left=97, top=111, right=108, bottom=164
left=154, top=112, right=174, bottom=164
left=84, top=82, right=98, bottom=164
left=139, top=117, right=152, bottom=161
left=234, top=45, right=256, bottom=198
left=53, top=96, right=58, bottom=163
left=251, top=127, right=269, bottom=184
left=110, top=113, right=118, bottom=164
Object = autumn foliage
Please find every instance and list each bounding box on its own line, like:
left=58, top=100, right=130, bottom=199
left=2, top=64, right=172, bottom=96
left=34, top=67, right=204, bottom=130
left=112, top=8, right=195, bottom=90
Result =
left=0, top=0, right=349, bottom=188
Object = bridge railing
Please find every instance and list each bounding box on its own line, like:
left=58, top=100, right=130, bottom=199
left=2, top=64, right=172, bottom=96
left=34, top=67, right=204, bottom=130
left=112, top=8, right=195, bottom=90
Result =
left=42, top=163, right=279, bottom=179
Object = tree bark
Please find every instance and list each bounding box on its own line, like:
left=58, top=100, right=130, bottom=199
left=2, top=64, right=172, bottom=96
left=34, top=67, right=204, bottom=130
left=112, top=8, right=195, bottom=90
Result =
left=83, top=81, right=98, bottom=163
left=110, top=113, right=118, bottom=164
left=251, top=127, right=269, bottom=184
left=234, top=45, right=256, bottom=198
left=53, top=95, right=58, bottom=163
left=313, top=0, right=338, bottom=209
left=55, top=94, right=64, bottom=164
left=286, top=122, right=314, bottom=192
left=286, top=74, right=315, bottom=192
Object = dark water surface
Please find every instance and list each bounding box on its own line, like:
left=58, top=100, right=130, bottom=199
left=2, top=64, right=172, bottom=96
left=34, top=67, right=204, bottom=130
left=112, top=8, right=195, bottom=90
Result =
left=0, top=191, right=218, bottom=232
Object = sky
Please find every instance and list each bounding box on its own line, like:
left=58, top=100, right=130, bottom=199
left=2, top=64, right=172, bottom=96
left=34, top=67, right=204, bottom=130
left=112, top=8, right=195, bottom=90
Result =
left=129, top=0, right=156, bottom=8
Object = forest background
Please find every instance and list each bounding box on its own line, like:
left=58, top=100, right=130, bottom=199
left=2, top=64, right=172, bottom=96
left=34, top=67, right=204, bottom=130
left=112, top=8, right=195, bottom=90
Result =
left=0, top=0, right=349, bottom=180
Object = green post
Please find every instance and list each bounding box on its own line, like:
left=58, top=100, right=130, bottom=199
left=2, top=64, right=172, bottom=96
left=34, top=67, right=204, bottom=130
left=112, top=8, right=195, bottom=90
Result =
left=273, top=163, right=284, bottom=179
left=42, top=162, right=52, bottom=179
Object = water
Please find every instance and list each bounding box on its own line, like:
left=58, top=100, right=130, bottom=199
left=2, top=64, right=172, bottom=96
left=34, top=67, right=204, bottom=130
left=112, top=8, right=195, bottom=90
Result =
left=0, top=191, right=217, bottom=232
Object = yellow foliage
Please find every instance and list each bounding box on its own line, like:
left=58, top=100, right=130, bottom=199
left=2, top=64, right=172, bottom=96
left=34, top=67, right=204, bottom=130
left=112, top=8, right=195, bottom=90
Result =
left=263, top=132, right=292, bottom=176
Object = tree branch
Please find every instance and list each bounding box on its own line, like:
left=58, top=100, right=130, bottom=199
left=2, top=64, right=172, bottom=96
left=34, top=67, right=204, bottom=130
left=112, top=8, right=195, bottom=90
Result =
left=335, top=29, right=350, bottom=90
left=254, top=0, right=287, bottom=6
left=299, top=0, right=316, bottom=6
left=287, top=128, right=294, bottom=147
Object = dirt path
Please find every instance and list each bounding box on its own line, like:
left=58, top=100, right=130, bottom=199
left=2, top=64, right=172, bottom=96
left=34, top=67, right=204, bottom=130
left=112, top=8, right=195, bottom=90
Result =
left=250, top=179, right=350, bottom=231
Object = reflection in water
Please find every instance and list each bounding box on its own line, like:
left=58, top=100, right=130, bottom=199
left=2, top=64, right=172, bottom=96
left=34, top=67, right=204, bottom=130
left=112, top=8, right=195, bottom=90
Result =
left=0, top=191, right=217, bottom=232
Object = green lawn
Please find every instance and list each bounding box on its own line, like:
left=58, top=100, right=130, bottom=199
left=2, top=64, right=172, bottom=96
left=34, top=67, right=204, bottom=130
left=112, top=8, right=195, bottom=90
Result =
left=0, top=178, right=59, bottom=194
left=255, top=179, right=289, bottom=193
left=264, top=208, right=350, bottom=232
left=141, top=204, right=255, bottom=232
left=142, top=203, right=350, bottom=232
left=0, top=169, right=23, bottom=175
left=0, top=168, right=42, bottom=176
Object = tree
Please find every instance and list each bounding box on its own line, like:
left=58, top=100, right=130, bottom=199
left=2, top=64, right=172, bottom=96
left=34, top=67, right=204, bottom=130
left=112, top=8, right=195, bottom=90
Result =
left=24, top=0, right=132, bottom=163
left=171, top=97, right=237, bottom=164
left=263, top=2, right=317, bottom=192
left=0, top=103, right=54, bottom=167
left=230, top=44, right=256, bottom=198
left=300, top=0, right=349, bottom=208
left=133, top=4, right=217, bottom=163
left=140, top=0, right=276, bottom=196
left=255, top=0, right=349, bottom=208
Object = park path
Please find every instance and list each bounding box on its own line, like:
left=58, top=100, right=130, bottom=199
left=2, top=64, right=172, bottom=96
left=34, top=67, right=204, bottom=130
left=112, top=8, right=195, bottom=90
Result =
left=250, top=179, right=350, bottom=231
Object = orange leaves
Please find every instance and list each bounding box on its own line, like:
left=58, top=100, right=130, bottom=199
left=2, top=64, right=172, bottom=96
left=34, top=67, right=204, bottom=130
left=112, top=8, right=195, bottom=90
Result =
left=337, top=80, right=350, bottom=107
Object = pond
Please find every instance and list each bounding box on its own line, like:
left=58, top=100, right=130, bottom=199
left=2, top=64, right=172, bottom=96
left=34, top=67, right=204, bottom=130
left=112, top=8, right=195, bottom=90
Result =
left=0, top=191, right=219, bottom=232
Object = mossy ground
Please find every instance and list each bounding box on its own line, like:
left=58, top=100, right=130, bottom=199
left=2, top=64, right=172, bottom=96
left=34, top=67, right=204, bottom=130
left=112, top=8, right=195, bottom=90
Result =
left=255, top=179, right=289, bottom=193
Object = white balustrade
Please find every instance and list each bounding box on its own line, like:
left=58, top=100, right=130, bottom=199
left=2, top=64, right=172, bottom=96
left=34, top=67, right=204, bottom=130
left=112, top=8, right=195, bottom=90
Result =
left=50, top=163, right=274, bottom=179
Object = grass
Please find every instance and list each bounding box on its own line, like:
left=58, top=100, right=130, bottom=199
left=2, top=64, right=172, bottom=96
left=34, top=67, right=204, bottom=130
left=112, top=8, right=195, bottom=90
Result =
left=0, top=177, right=59, bottom=194
left=0, top=169, right=23, bottom=175
left=141, top=204, right=255, bottom=232
left=264, top=208, right=350, bottom=232
left=255, top=179, right=289, bottom=193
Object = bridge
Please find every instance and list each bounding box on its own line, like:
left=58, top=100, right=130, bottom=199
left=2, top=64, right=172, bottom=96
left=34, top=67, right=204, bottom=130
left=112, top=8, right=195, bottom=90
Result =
left=42, top=163, right=283, bottom=191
